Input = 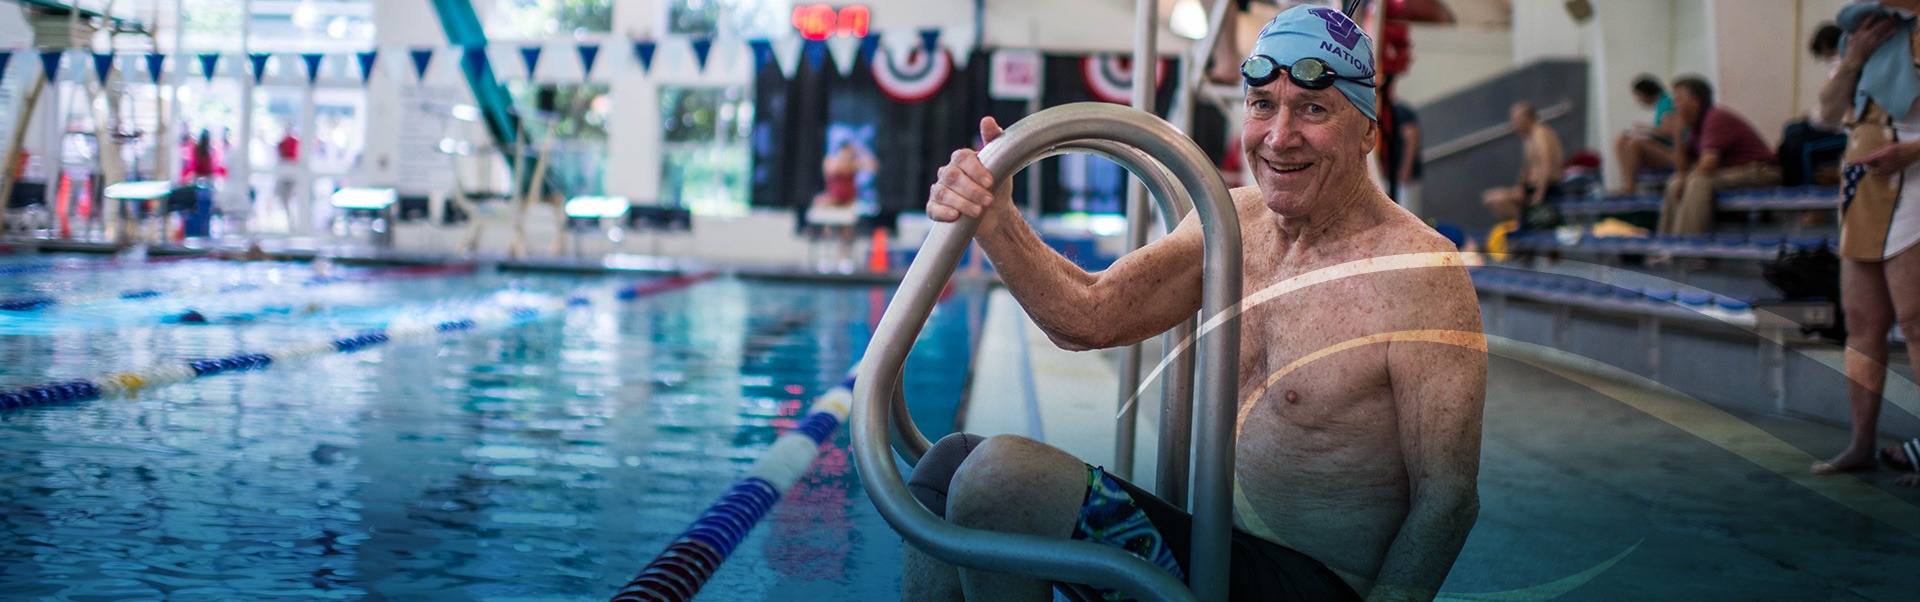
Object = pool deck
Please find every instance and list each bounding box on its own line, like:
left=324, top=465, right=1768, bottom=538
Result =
left=963, top=288, right=1920, bottom=600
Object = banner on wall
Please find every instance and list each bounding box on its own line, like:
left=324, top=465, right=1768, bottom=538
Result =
left=988, top=50, right=1040, bottom=101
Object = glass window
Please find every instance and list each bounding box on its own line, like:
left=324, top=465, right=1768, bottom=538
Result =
left=660, top=86, right=753, bottom=217
left=490, top=0, right=613, bottom=39
left=507, top=82, right=612, bottom=198
left=668, top=0, right=790, bottom=38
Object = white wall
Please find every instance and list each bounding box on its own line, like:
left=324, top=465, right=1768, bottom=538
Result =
left=1588, top=0, right=1674, bottom=190
left=1712, top=0, right=1797, bottom=147
left=1511, top=0, right=1588, bottom=65
left=1395, top=25, right=1512, bottom=106
left=1669, top=0, right=1713, bottom=78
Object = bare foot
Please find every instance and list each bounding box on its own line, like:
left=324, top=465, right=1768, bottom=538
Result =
left=1812, top=446, right=1876, bottom=474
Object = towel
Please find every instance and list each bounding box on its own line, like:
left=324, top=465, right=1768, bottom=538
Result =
left=1839, top=3, right=1919, bottom=121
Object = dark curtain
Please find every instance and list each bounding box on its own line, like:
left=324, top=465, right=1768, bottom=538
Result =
left=1036, top=54, right=1182, bottom=214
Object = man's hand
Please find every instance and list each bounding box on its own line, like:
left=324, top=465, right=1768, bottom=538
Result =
left=1847, top=14, right=1900, bottom=69
left=928, top=117, right=1011, bottom=237
left=1860, top=140, right=1920, bottom=176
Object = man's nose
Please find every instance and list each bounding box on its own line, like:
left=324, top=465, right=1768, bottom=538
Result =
left=1259, top=113, right=1304, bottom=150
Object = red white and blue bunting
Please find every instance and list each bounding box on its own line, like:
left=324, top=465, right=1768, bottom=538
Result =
left=1081, top=53, right=1169, bottom=105
left=871, top=46, right=952, bottom=103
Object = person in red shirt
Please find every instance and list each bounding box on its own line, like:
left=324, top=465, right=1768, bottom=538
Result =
left=1656, top=76, right=1783, bottom=234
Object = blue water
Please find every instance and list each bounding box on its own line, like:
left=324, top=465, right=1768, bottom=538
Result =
left=0, top=256, right=979, bottom=600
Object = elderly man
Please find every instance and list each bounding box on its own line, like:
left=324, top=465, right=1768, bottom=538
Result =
left=905, top=6, right=1486, bottom=602
left=1656, top=77, right=1781, bottom=235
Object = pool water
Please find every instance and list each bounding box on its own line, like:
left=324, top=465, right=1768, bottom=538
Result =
left=0, top=257, right=979, bottom=600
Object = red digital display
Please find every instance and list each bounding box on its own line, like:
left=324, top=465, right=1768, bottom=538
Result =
left=792, top=4, right=871, bottom=41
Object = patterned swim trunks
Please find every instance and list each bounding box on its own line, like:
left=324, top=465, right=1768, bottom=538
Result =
left=1069, top=465, right=1186, bottom=600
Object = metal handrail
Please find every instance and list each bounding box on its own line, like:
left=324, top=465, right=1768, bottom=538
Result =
left=1423, top=99, right=1575, bottom=163
left=851, top=102, right=1243, bottom=602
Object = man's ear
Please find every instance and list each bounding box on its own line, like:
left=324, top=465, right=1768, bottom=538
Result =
left=1360, top=118, right=1379, bottom=154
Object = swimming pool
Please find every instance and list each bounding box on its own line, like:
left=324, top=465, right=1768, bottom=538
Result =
left=0, top=256, right=979, bottom=600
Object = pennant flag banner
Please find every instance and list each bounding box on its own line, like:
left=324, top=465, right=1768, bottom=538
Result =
left=463, top=46, right=489, bottom=78
left=248, top=53, right=271, bottom=85
left=301, top=53, right=324, bottom=86
left=92, top=52, right=113, bottom=83
left=690, top=37, right=713, bottom=72
left=356, top=51, right=378, bottom=85
left=918, top=29, right=941, bottom=56
left=633, top=41, right=656, bottom=74
left=0, top=52, right=12, bottom=87
left=771, top=37, right=802, bottom=79
left=39, top=51, right=62, bottom=82
left=145, top=53, right=165, bottom=84
left=858, top=36, right=883, bottom=67
left=409, top=48, right=434, bottom=83
left=577, top=43, right=600, bottom=78
left=747, top=39, right=774, bottom=73
left=519, top=46, right=542, bottom=78
left=803, top=39, right=827, bottom=72
left=197, top=53, right=219, bottom=82
left=826, top=36, right=861, bottom=76
left=872, top=45, right=952, bottom=103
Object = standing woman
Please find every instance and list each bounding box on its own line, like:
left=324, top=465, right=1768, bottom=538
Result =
left=1812, top=4, right=1920, bottom=475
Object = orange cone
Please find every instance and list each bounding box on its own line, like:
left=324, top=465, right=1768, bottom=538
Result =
left=868, top=227, right=890, bottom=273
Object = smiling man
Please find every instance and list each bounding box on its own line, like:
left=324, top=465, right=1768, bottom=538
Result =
left=904, top=6, right=1486, bottom=602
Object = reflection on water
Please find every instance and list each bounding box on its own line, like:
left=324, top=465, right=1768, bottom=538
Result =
left=0, top=262, right=978, bottom=601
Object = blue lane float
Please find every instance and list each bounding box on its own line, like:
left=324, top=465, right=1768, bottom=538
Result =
left=0, top=299, right=564, bottom=411
left=0, top=273, right=716, bottom=412
left=612, top=372, right=856, bottom=602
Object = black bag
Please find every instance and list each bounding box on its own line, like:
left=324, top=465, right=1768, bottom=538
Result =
left=1777, top=119, right=1847, bottom=187
left=1522, top=202, right=1562, bottom=231
left=1763, top=244, right=1846, bottom=342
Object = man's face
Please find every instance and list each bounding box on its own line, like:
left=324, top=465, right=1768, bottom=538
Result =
left=1509, top=106, right=1533, bottom=133
left=1240, top=75, right=1376, bottom=216
left=1672, top=88, right=1701, bottom=122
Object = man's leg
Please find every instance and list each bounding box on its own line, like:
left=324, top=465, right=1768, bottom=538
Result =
left=901, top=434, right=1091, bottom=601
left=1673, top=173, right=1717, bottom=234
left=1657, top=174, right=1685, bottom=234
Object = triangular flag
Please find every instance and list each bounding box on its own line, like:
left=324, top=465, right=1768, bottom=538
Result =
left=770, top=37, right=802, bottom=80
left=355, top=51, right=378, bottom=85
left=197, top=53, right=219, bottom=82
left=0, top=52, right=12, bottom=87
left=918, top=28, right=941, bottom=56
left=519, top=46, right=542, bottom=78
left=300, top=53, right=323, bottom=86
left=826, top=36, right=861, bottom=77
left=144, top=53, right=165, bottom=85
left=689, top=37, right=713, bottom=72
left=942, top=26, right=976, bottom=70
left=408, top=48, right=433, bottom=83
left=858, top=35, right=882, bottom=67
left=462, top=46, right=488, bottom=78
left=39, top=50, right=62, bottom=82
left=632, top=41, right=657, bottom=74
left=247, top=53, right=270, bottom=85
left=91, top=52, right=114, bottom=83
left=576, top=43, right=600, bottom=78
left=746, top=39, right=774, bottom=73
left=803, top=39, right=827, bottom=72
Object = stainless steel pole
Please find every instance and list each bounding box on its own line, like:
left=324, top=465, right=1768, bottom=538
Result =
left=1113, top=0, right=1161, bottom=484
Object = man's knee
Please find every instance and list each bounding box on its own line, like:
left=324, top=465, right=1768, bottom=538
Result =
left=909, top=433, right=990, bottom=519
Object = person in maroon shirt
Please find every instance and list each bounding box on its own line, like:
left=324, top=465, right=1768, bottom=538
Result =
left=1657, top=76, right=1783, bottom=234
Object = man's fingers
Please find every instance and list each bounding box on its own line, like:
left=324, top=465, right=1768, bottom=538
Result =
left=981, top=117, right=1004, bottom=144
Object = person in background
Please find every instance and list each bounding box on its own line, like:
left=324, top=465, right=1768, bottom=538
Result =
left=808, top=141, right=877, bottom=272
left=1655, top=77, right=1781, bottom=235
left=1388, top=100, right=1424, bottom=216
left=1481, top=102, right=1564, bottom=224
left=1809, top=4, right=1920, bottom=476
left=275, top=127, right=301, bottom=221
left=1610, top=75, right=1679, bottom=195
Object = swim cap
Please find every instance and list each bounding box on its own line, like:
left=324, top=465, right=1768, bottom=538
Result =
left=1248, top=5, right=1378, bottom=121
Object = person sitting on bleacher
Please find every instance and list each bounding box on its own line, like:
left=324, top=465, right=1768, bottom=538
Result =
left=1480, top=102, right=1563, bottom=226
left=1609, top=75, right=1680, bottom=196
left=1655, top=77, right=1782, bottom=235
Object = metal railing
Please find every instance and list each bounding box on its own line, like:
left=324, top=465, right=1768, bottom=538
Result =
left=1423, top=99, right=1576, bottom=164
left=851, top=102, right=1243, bottom=602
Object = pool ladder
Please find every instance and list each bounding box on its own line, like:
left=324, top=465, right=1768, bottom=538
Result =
left=851, top=102, right=1243, bottom=602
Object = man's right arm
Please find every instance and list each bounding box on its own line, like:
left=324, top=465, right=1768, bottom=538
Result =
left=929, top=118, right=1206, bottom=351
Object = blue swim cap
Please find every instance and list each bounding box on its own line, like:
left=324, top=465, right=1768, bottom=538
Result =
left=1248, top=5, right=1378, bottom=121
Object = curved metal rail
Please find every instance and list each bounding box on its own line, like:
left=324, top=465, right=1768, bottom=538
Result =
left=851, top=102, right=1242, bottom=602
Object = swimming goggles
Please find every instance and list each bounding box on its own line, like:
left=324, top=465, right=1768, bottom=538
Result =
left=1239, top=55, right=1375, bottom=90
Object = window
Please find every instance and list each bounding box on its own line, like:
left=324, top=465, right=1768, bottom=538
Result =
left=489, top=0, right=613, bottom=39
left=667, top=0, right=790, bottom=38
left=660, top=86, right=753, bottom=217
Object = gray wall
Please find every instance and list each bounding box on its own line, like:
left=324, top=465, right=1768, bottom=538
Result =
left=1415, top=60, right=1590, bottom=237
